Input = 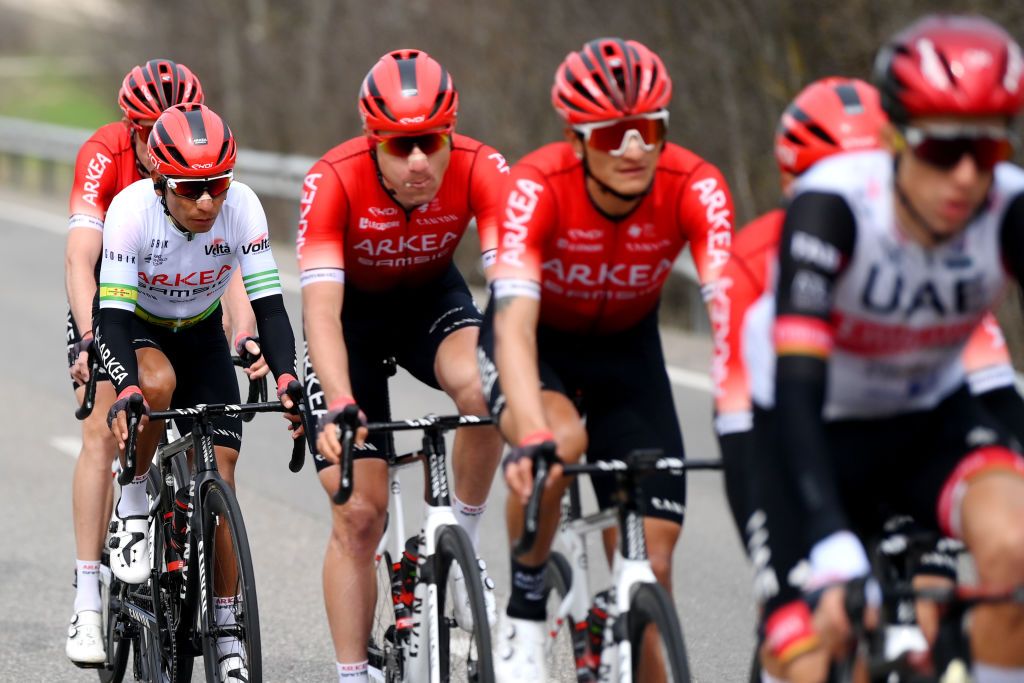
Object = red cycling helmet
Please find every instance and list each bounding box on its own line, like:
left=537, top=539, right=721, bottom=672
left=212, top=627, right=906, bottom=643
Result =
left=359, top=49, right=458, bottom=134
left=775, top=77, right=887, bottom=176
left=552, top=38, right=671, bottom=124
left=874, top=14, right=1024, bottom=124
left=148, top=103, right=236, bottom=177
left=118, top=59, right=204, bottom=123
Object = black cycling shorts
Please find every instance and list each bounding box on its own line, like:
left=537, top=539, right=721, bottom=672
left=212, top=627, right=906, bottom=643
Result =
left=67, top=309, right=109, bottom=390
left=477, top=303, right=687, bottom=525
left=125, top=306, right=242, bottom=451
left=306, top=265, right=482, bottom=470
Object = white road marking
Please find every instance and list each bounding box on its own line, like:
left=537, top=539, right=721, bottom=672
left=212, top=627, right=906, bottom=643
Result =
left=667, top=365, right=714, bottom=392
left=51, top=436, right=82, bottom=459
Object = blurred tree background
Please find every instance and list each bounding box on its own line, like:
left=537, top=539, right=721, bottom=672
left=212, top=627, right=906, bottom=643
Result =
left=4, top=0, right=1024, bottom=355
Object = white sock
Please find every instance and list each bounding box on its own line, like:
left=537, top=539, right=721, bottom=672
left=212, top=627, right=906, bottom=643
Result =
left=116, top=475, right=149, bottom=518
left=73, top=559, right=102, bottom=613
left=761, top=671, right=786, bottom=683
left=973, top=662, right=1024, bottom=683
left=215, top=596, right=244, bottom=659
left=452, top=495, right=486, bottom=552
left=337, top=660, right=368, bottom=682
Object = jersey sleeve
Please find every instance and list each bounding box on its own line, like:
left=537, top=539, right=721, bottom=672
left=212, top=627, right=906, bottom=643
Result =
left=712, top=251, right=762, bottom=435
left=773, top=190, right=856, bottom=542
left=677, top=162, right=734, bottom=294
left=468, top=144, right=511, bottom=270
left=69, top=135, right=122, bottom=231
left=232, top=186, right=283, bottom=302
left=97, top=197, right=142, bottom=313
left=296, top=160, right=348, bottom=288
left=490, top=164, right=556, bottom=300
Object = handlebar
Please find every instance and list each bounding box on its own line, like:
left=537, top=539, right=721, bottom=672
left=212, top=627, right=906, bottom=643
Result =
left=331, top=412, right=495, bottom=505
left=117, top=394, right=146, bottom=485
left=512, top=450, right=723, bottom=556
left=233, top=355, right=268, bottom=422
left=75, top=353, right=102, bottom=420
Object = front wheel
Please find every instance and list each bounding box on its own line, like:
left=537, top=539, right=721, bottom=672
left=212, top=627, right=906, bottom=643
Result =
left=627, top=582, right=691, bottom=682
left=198, top=480, right=262, bottom=682
left=545, top=551, right=584, bottom=680
left=434, top=525, right=495, bottom=683
left=96, top=549, right=130, bottom=683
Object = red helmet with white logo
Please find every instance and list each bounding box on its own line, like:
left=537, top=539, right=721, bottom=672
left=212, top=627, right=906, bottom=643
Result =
left=874, top=14, right=1024, bottom=124
left=118, top=59, right=204, bottom=123
left=147, top=103, right=236, bottom=178
left=552, top=38, right=671, bottom=124
left=359, top=49, right=458, bottom=134
left=775, top=77, right=887, bottom=176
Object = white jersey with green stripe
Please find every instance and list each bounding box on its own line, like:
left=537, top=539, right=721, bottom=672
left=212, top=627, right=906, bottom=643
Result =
left=99, top=178, right=282, bottom=328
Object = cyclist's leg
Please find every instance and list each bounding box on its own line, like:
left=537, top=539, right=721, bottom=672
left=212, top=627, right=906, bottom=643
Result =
left=71, top=381, right=117, bottom=591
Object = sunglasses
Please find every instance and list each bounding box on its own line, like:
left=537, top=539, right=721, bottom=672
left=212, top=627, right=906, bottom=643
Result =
left=573, top=110, right=669, bottom=156
left=903, top=125, right=1014, bottom=172
left=373, top=130, right=452, bottom=158
left=164, top=172, right=233, bottom=201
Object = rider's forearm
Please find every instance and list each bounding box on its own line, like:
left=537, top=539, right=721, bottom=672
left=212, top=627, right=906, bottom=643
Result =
left=250, top=294, right=296, bottom=382
left=224, top=269, right=257, bottom=343
left=95, top=308, right=139, bottom=393
left=65, top=246, right=99, bottom=336
left=494, top=296, right=549, bottom=443
left=303, top=283, right=355, bottom=404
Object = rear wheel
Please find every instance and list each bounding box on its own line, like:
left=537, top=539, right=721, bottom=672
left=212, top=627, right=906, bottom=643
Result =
left=434, top=525, right=495, bottom=683
left=198, top=480, right=262, bottom=682
left=545, top=551, right=582, bottom=680
left=627, top=582, right=690, bottom=682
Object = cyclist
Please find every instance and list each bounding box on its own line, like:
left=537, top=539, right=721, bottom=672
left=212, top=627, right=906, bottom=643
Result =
left=745, top=15, right=1024, bottom=682
left=96, top=102, right=299, bottom=683
left=299, top=49, right=507, bottom=682
left=64, top=58, right=206, bottom=667
left=714, top=76, right=1024, bottom=681
left=480, top=37, right=733, bottom=680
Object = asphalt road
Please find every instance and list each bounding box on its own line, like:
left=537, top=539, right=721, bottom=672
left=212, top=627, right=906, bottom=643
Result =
left=0, top=190, right=754, bottom=682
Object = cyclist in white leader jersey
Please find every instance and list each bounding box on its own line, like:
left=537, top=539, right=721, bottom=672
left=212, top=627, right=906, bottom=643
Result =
left=748, top=16, right=1024, bottom=683
left=95, top=103, right=299, bottom=683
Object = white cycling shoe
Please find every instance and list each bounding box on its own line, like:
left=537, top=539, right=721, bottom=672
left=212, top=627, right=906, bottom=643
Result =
left=449, top=556, right=497, bottom=631
left=108, top=515, right=151, bottom=584
left=218, top=652, right=249, bottom=682
left=66, top=610, right=106, bottom=665
left=494, top=615, right=547, bottom=683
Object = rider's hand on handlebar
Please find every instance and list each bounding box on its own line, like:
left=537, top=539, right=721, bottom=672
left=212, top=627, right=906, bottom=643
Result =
left=106, top=386, right=150, bottom=451
left=69, top=333, right=94, bottom=384
left=315, top=398, right=368, bottom=464
left=503, top=431, right=561, bottom=505
left=235, top=334, right=269, bottom=380
left=275, top=374, right=304, bottom=439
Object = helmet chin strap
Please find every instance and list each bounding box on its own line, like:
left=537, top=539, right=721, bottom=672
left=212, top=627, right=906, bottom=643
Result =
left=581, top=151, right=652, bottom=203
left=159, top=195, right=196, bottom=242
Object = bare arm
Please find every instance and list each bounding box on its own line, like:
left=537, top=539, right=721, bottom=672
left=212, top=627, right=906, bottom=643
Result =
left=65, top=228, right=103, bottom=336
left=493, top=294, right=547, bottom=443
left=302, top=280, right=353, bottom=404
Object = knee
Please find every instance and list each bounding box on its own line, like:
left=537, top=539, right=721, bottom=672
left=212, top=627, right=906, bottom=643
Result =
left=330, top=498, right=387, bottom=559
left=554, top=420, right=587, bottom=464
left=449, top=373, right=488, bottom=416
left=972, top=525, right=1024, bottom=585
left=83, top=411, right=117, bottom=455
left=215, top=448, right=239, bottom=487
left=647, top=548, right=674, bottom=593
left=139, top=363, right=175, bottom=409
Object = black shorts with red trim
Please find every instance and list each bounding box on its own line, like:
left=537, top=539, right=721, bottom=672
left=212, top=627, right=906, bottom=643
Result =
left=477, top=302, right=687, bottom=525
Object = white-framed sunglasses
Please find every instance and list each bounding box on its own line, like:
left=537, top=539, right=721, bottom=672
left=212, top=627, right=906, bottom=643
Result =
left=572, top=110, right=670, bottom=156
left=164, top=171, right=234, bottom=201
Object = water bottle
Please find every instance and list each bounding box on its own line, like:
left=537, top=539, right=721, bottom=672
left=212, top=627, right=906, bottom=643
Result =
left=170, top=487, right=190, bottom=553
left=583, top=589, right=612, bottom=678
left=393, top=536, right=419, bottom=642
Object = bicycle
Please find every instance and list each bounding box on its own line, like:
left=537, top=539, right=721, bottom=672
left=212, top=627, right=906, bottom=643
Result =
left=516, top=445, right=722, bottom=682
left=331, top=407, right=497, bottom=683
left=78, top=355, right=309, bottom=682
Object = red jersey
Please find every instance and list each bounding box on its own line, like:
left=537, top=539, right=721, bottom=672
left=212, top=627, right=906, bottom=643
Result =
left=491, top=142, right=733, bottom=334
left=68, top=122, right=144, bottom=232
left=711, top=208, right=1014, bottom=435
left=296, top=133, right=507, bottom=293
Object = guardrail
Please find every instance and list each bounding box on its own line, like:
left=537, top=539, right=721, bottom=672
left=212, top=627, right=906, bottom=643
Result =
left=0, top=115, right=706, bottom=330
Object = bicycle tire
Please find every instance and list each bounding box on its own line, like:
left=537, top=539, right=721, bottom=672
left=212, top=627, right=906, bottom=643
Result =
left=198, top=479, right=262, bottom=682
left=369, top=550, right=401, bottom=682
left=545, top=551, right=582, bottom=681
left=97, top=549, right=130, bottom=683
left=148, top=463, right=194, bottom=683
left=627, top=582, right=691, bottom=682
left=434, top=524, right=495, bottom=683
